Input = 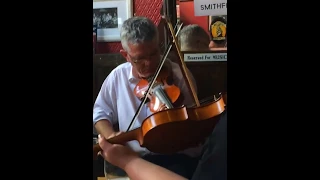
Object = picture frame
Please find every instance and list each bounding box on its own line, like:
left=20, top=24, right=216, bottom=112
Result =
left=93, top=0, right=133, bottom=42
left=208, top=15, right=227, bottom=48
left=208, top=15, right=227, bottom=30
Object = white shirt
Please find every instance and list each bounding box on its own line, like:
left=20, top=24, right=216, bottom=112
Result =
left=93, top=60, right=201, bottom=157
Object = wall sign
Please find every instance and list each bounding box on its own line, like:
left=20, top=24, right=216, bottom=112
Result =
left=183, top=52, right=227, bottom=62
left=194, top=0, right=227, bottom=16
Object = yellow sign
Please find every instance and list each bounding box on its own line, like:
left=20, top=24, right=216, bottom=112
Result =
left=210, top=20, right=227, bottom=41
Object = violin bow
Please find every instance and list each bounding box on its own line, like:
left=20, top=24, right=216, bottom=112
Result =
left=162, top=16, right=200, bottom=107
left=126, top=21, right=184, bottom=132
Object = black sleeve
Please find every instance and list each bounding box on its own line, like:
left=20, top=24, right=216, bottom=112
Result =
left=191, top=112, right=227, bottom=180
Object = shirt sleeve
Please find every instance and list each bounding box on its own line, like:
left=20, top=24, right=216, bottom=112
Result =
left=191, top=112, right=227, bottom=180
left=93, top=71, right=118, bottom=130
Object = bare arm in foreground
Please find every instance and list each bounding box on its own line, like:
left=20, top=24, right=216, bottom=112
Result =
left=98, top=135, right=187, bottom=180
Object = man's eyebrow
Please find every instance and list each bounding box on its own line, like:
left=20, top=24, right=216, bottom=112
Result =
left=134, top=49, right=158, bottom=59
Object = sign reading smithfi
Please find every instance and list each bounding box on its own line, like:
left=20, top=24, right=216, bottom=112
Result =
left=194, top=0, right=227, bottom=16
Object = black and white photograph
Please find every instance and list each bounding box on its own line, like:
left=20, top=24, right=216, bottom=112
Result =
left=93, top=0, right=133, bottom=42
left=93, top=8, right=118, bottom=29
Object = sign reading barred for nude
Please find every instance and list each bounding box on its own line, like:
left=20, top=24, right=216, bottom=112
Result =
left=194, top=0, right=227, bottom=16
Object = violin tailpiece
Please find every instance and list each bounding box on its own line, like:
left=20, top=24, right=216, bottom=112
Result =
left=153, top=85, right=174, bottom=109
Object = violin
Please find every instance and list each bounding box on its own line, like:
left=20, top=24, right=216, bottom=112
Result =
left=93, top=95, right=225, bottom=159
left=133, top=63, right=183, bottom=112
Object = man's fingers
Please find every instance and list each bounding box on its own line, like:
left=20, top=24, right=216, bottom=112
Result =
left=99, top=136, right=113, bottom=150
left=115, top=131, right=123, bottom=136
left=98, top=151, right=105, bottom=159
left=98, top=134, right=105, bottom=144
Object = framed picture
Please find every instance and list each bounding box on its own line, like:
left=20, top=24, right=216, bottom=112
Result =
left=208, top=15, right=227, bottom=30
left=93, top=0, right=133, bottom=42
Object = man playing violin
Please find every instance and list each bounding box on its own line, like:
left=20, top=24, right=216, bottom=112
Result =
left=97, top=111, right=227, bottom=180
left=93, top=16, right=200, bottom=179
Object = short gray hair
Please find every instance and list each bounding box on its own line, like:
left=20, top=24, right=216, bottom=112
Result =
left=120, top=16, right=158, bottom=52
left=178, top=24, right=210, bottom=51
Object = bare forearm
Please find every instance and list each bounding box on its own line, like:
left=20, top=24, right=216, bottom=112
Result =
left=124, top=157, right=187, bottom=180
left=94, top=120, right=115, bottom=138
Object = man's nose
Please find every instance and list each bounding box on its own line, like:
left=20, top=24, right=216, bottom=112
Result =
left=143, top=58, right=152, bottom=66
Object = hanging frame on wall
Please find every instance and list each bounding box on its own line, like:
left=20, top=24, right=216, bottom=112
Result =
left=93, top=0, right=133, bottom=42
left=208, top=15, right=227, bottom=32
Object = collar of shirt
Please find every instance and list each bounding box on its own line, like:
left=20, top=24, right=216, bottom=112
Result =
left=128, top=64, right=139, bottom=83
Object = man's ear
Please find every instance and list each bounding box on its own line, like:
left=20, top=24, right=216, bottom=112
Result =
left=120, top=49, right=130, bottom=62
left=209, top=41, right=214, bottom=48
